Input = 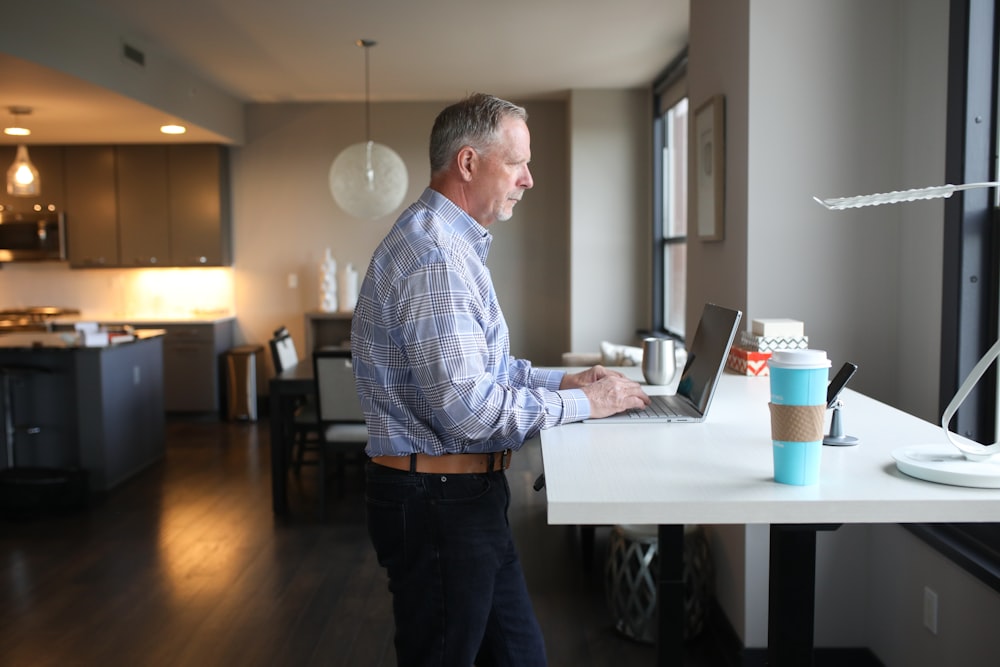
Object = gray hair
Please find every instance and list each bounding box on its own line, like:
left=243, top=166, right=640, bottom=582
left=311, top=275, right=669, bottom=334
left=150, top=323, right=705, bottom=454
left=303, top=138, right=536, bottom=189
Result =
left=429, top=93, right=528, bottom=174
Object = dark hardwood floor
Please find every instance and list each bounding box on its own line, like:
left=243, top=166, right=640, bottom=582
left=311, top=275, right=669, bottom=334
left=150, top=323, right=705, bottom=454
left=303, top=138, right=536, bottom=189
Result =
left=0, top=416, right=732, bottom=667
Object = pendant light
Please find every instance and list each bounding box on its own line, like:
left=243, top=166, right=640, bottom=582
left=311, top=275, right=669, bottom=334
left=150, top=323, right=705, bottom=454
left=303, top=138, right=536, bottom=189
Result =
left=329, top=39, right=408, bottom=220
left=4, top=107, right=40, bottom=197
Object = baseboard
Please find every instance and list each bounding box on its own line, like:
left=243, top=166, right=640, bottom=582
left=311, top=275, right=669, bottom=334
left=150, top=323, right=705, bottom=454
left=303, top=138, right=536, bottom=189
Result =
left=698, top=598, right=884, bottom=667
left=740, top=647, right=883, bottom=666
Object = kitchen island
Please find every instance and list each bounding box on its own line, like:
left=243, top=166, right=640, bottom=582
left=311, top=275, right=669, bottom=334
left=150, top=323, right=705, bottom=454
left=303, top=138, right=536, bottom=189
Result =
left=0, top=330, right=166, bottom=492
left=53, top=314, right=235, bottom=413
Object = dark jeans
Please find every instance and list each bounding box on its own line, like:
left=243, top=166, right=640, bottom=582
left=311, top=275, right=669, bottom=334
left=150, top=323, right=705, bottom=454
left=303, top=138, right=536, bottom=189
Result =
left=365, top=461, right=547, bottom=667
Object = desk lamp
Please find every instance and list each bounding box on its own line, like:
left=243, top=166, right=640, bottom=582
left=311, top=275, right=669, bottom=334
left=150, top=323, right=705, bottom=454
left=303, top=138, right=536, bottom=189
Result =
left=816, top=181, right=1000, bottom=487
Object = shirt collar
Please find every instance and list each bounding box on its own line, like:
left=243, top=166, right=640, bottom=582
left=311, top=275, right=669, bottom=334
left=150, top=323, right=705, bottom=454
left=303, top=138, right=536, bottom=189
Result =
left=419, top=188, right=492, bottom=261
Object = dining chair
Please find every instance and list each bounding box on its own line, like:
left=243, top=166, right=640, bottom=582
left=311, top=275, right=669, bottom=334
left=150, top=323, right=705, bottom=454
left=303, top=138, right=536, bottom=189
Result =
left=270, top=327, right=299, bottom=375
left=268, top=327, right=321, bottom=473
left=312, top=346, right=368, bottom=520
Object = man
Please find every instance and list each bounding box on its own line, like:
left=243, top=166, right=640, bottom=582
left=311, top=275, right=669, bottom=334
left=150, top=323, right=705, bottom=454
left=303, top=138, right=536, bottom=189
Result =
left=351, top=93, right=649, bottom=666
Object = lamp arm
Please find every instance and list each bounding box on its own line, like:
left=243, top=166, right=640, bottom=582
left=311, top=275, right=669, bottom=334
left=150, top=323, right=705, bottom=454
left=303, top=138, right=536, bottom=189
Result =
left=814, top=181, right=1000, bottom=210
left=940, top=336, right=1000, bottom=461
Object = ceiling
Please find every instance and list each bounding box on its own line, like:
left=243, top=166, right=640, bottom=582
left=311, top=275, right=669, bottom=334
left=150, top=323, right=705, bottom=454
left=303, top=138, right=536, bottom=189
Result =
left=0, top=0, right=688, bottom=145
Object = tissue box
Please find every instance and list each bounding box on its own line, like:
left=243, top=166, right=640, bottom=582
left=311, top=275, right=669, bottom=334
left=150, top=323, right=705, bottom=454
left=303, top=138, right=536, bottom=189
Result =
left=751, top=318, right=804, bottom=338
left=737, top=330, right=809, bottom=353
left=727, top=346, right=771, bottom=376
left=80, top=330, right=110, bottom=347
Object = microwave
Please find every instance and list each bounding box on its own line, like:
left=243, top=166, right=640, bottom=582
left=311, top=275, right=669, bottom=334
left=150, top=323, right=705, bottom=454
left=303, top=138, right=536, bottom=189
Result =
left=0, top=210, right=67, bottom=262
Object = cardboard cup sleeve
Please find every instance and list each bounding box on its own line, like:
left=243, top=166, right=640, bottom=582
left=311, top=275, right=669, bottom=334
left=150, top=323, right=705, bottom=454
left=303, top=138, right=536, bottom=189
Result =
left=769, top=403, right=826, bottom=442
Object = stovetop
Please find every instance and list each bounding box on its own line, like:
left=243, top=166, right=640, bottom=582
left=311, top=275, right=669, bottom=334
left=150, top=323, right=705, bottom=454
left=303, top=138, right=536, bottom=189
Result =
left=0, top=307, right=81, bottom=320
left=0, top=307, right=81, bottom=331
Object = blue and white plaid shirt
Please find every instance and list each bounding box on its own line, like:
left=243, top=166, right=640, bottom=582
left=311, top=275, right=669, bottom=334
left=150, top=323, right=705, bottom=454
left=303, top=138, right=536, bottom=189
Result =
left=351, top=188, right=590, bottom=457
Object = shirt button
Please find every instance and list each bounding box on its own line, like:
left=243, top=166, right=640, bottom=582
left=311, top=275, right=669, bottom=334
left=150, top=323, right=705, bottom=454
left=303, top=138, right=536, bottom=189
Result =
left=441, top=475, right=447, bottom=482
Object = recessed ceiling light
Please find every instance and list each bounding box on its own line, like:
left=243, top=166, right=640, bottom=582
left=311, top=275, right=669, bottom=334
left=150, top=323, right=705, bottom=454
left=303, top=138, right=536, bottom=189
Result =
left=4, top=106, right=32, bottom=136
left=160, top=124, right=186, bottom=135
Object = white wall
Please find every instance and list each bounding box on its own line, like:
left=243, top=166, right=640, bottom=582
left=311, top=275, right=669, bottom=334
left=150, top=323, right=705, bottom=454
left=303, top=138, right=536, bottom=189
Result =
left=568, top=90, right=652, bottom=351
left=693, top=0, right=1000, bottom=661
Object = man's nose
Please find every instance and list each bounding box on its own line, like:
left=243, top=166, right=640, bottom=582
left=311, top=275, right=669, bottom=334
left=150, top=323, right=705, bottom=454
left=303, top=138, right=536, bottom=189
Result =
left=521, top=166, right=534, bottom=189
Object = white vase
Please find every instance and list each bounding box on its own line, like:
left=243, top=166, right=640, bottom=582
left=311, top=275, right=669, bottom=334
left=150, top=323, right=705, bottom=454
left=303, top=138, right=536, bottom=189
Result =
left=338, top=262, right=358, bottom=312
left=319, top=248, right=337, bottom=312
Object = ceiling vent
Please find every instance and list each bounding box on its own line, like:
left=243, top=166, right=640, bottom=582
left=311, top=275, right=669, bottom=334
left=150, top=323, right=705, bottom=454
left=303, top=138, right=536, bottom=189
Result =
left=122, top=42, right=146, bottom=67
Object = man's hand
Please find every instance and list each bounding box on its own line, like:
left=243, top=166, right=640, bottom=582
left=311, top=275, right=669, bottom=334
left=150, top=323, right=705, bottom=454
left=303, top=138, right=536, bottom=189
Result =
left=562, top=365, right=650, bottom=419
left=559, top=364, right=625, bottom=389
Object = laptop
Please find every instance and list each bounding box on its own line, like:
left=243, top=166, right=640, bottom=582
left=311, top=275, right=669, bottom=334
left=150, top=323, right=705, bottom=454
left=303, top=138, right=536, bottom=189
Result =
left=584, top=303, right=742, bottom=423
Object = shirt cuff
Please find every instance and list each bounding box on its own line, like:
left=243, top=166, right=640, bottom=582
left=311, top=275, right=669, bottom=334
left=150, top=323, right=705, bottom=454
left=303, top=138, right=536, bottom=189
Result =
left=552, top=388, right=590, bottom=423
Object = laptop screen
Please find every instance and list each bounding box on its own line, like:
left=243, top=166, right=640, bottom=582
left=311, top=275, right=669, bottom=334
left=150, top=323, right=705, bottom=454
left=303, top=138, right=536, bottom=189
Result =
left=676, top=303, right=742, bottom=413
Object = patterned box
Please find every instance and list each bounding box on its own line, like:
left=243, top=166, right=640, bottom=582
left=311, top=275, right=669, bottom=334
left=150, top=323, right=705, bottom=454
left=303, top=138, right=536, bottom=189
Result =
left=726, top=346, right=771, bottom=376
left=737, top=330, right=809, bottom=353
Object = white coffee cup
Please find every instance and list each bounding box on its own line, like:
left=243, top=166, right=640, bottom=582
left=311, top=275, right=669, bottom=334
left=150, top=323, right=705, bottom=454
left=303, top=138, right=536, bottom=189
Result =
left=642, top=337, right=677, bottom=385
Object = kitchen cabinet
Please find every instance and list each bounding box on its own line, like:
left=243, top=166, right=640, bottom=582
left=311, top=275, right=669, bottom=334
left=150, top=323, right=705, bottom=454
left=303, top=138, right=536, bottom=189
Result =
left=117, top=146, right=171, bottom=266
left=118, top=144, right=231, bottom=267
left=64, top=146, right=119, bottom=267
left=161, top=323, right=227, bottom=412
left=0, top=145, right=65, bottom=214
left=62, top=144, right=232, bottom=268
left=168, top=144, right=232, bottom=266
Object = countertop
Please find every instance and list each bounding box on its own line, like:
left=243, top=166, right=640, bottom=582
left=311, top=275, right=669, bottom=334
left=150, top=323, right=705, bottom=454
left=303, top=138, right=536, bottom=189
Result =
left=0, top=329, right=166, bottom=349
left=51, top=312, right=236, bottom=325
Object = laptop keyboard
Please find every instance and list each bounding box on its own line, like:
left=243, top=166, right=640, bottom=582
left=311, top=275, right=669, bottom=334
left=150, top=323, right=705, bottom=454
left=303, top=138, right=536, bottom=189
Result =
left=627, top=395, right=682, bottom=419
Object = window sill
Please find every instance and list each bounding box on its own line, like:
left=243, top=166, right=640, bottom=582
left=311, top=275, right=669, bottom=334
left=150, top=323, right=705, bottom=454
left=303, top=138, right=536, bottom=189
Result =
left=905, top=524, right=1000, bottom=593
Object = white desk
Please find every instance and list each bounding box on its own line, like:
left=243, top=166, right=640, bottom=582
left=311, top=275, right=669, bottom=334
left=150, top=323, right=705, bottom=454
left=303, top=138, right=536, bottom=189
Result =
left=540, top=369, right=1000, bottom=665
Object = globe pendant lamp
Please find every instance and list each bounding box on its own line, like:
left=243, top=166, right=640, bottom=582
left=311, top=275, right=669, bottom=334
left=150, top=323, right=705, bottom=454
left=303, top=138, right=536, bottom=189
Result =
left=329, top=39, right=408, bottom=220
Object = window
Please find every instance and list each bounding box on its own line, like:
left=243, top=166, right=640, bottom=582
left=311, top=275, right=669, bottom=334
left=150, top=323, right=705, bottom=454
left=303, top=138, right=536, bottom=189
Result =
left=652, top=49, right=689, bottom=339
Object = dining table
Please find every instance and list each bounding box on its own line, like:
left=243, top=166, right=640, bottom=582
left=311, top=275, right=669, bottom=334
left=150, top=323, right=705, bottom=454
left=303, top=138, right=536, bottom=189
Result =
left=268, top=359, right=315, bottom=515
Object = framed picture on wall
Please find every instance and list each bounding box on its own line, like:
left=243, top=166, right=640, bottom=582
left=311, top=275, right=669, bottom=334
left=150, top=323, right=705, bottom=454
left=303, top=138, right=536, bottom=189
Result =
left=693, top=94, right=725, bottom=241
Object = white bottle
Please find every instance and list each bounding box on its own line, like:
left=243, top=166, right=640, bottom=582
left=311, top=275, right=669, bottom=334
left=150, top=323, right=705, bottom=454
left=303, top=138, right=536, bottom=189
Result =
left=338, top=262, right=358, bottom=312
left=319, top=248, right=337, bottom=312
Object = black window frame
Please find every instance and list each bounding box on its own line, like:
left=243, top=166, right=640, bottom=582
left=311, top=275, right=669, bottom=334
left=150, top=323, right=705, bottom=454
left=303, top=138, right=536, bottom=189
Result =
left=652, top=48, right=689, bottom=340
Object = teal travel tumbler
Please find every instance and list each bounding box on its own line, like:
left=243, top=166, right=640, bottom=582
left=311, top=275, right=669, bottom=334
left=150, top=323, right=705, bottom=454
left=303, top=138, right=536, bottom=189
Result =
left=768, top=350, right=830, bottom=485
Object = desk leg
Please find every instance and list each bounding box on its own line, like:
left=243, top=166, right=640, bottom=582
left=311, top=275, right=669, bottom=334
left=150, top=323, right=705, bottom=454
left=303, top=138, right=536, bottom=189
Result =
left=768, top=524, right=840, bottom=666
left=656, top=524, right=684, bottom=667
left=268, top=386, right=289, bottom=515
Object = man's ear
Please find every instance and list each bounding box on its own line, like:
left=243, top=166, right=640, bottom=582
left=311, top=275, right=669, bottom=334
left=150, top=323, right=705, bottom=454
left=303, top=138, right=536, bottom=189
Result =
left=456, top=146, right=477, bottom=181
